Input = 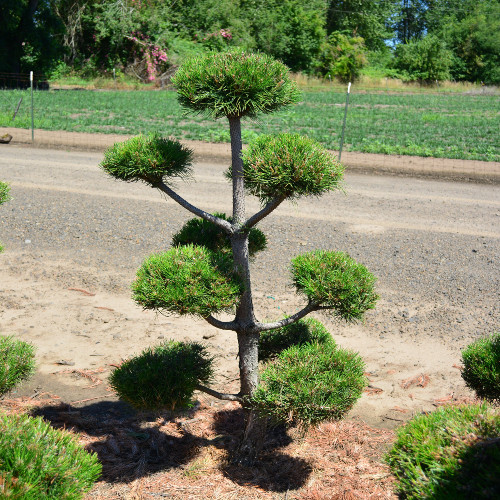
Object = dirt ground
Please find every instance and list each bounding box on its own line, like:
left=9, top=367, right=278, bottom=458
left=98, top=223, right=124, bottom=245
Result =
left=0, top=135, right=498, bottom=498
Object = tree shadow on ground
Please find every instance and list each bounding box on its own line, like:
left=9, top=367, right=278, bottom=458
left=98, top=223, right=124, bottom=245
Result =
left=31, top=402, right=312, bottom=492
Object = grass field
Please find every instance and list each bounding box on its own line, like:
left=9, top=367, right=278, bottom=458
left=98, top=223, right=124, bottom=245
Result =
left=1, top=88, right=498, bottom=161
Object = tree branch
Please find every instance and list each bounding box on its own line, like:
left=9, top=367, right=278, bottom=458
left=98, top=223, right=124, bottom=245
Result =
left=155, top=181, right=233, bottom=233
left=204, top=315, right=238, bottom=331
left=245, top=196, right=286, bottom=229
left=255, top=302, right=321, bottom=332
left=195, top=384, right=243, bottom=403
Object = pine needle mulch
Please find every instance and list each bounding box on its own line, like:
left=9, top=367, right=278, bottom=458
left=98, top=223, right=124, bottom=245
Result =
left=1, top=396, right=397, bottom=499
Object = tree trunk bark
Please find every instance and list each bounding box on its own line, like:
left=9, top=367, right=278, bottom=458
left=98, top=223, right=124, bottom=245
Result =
left=227, top=115, right=268, bottom=465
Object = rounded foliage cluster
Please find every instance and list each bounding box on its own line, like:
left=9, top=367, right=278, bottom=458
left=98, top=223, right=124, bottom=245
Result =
left=258, top=317, right=334, bottom=362
left=0, top=413, right=101, bottom=499
left=132, top=245, right=243, bottom=317
left=100, top=133, right=193, bottom=185
left=0, top=335, right=36, bottom=396
left=250, top=342, right=366, bottom=428
left=0, top=181, right=10, bottom=205
left=172, top=213, right=267, bottom=257
left=291, top=251, right=378, bottom=322
left=461, top=333, right=500, bottom=402
left=109, top=340, right=214, bottom=410
left=230, top=133, right=344, bottom=204
left=386, top=403, right=500, bottom=499
left=172, top=50, right=300, bottom=119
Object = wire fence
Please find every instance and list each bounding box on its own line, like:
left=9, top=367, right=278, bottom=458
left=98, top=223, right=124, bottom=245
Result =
left=1, top=72, right=499, bottom=182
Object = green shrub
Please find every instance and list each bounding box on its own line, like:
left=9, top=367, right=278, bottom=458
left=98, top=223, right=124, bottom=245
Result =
left=250, top=342, right=366, bottom=428
left=227, top=133, right=343, bottom=205
left=258, top=317, right=334, bottom=362
left=132, top=245, right=243, bottom=317
left=100, top=133, right=193, bottom=185
left=0, top=181, right=10, bottom=205
left=291, top=250, right=378, bottom=322
left=461, top=333, right=500, bottom=402
left=172, top=50, right=300, bottom=119
left=386, top=403, right=500, bottom=499
left=172, top=213, right=267, bottom=257
left=0, top=336, right=36, bottom=396
left=109, top=340, right=214, bottom=410
left=0, top=413, right=101, bottom=499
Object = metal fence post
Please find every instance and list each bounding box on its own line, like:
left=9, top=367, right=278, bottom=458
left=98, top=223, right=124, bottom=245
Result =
left=30, top=71, right=34, bottom=142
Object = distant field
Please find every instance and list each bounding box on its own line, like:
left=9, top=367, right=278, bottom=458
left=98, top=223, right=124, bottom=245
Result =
left=1, top=89, right=498, bottom=161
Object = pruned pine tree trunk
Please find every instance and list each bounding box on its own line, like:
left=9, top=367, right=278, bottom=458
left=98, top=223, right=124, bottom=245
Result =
left=228, top=115, right=267, bottom=465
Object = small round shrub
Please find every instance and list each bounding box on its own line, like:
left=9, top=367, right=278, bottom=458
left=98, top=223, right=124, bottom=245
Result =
left=250, top=342, right=366, bottom=428
left=229, top=133, right=344, bottom=204
left=172, top=50, right=300, bottom=119
left=461, top=333, right=500, bottom=402
left=109, top=340, right=214, bottom=410
left=172, top=213, right=267, bottom=257
left=0, top=181, right=10, bottom=205
left=132, top=245, right=243, bottom=317
left=100, top=133, right=193, bottom=185
left=291, top=250, right=378, bottom=322
left=0, top=335, right=36, bottom=396
left=386, top=403, right=500, bottom=499
left=0, top=413, right=101, bottom=499
left=258, top=317, right=334, bottom=362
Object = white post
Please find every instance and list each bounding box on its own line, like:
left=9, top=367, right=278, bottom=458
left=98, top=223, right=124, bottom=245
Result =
left=30, top=71, right=34, bottom=143
left=338, top=82, right=351, bottom=162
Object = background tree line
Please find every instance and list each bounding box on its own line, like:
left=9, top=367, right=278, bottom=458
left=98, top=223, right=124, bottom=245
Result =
left=0, top=0, right=498, bottom=84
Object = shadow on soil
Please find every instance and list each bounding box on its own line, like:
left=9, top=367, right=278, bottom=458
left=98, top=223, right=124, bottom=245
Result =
left=31, top=402, right=312, bottom=492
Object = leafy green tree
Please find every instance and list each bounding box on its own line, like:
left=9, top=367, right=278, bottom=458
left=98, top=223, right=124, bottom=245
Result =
left=393, top=33, right=453, bottom=81
left=316, top=31, right=368, bottom=82
left=101, top=51, right=378, bottom=464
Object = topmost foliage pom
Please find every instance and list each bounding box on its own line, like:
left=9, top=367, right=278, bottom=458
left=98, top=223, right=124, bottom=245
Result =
left=172, top=50, right=301, bottom=119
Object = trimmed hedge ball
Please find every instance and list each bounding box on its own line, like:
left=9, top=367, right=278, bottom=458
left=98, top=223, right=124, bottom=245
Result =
left=0, top=335, right=36, bottom=396
left=0, top=180, right=10, bottom=205
left=258, top=317, right=334, bottom=361
left=291, top=250, right=378, bottom=322
left=172, top=50, right=300, bottom=119
left=100, top=133, right=193, bottom=184
left=461, top=333, right=500, bottom=402
left=386, top=403, right=500, bottom=499
left=132, top=245, right=243, bottom=317
left=109, top=340, right=214, bottom=410
left=250, top=341, right=366, bottom=428
left=0, top=413, right=101, bottom=499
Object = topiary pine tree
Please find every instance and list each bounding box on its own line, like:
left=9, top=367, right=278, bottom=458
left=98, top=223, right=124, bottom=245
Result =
left=101, top=50, right=378, bottom=465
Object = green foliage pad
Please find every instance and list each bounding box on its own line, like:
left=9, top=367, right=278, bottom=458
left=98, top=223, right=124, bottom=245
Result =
left=386, top=403, right=500, bottom=499
left=172, top=50, right=301, bottom=119
left=109, top=340, right=214, bottom=410
left=0, top=413, right=101, bottom=499
left=132, top=245, right=243, bottom=317
left=100, top=133, right=193, bottom=184
left=291, top=250, right=378, bottom=321
left=172, top=213, right=267, bottom=257
left=0, top=181, right=10, bottom=205
left=0, top=335, right=36, bottom=396
left=258, top=317, right=334, bottom=362
left=236, top=133, right=344, bottom=204
left=250, top=342, right=366, bottom=428
left=461, top=333, right=500, bottom=402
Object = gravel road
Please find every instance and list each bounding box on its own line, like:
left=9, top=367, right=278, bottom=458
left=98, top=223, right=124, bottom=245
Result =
left=1, top=145, right=499, bottom=350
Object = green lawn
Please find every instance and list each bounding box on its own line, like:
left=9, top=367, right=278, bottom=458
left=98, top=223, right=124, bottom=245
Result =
left=1, top=89, right=498, bottom=161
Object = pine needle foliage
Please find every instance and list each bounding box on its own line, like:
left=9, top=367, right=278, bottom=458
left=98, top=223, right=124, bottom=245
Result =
left=0, top=335, right=36, bottom=396
left=0, top=413, right=101, bottom=499
left=109, top=341, right=214, bottom=410
left=461, top=333, right=500, bottom=402
left=132, top=245, right=243, bottom=317
left=291, top=250, right=378, bottom=322
left=172, top=213, right=267, bottom=257
left=100, top=133, right=193, bottom=184
left=250, top=342, right=366, bottom=428
left=229, top=133, right=344, bottom=204
left=0, top=181, right=10, bottom=205
left=386, top=403, right=500, bottom=499
left=258, top=317, right=334, bottom=362
left=172, top=50, right=301, bottom=119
